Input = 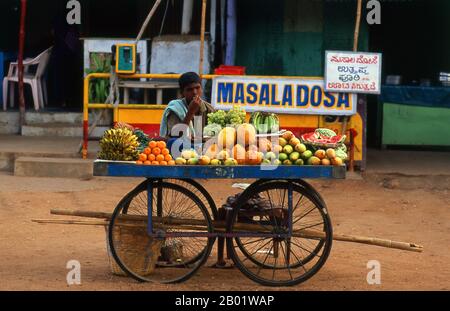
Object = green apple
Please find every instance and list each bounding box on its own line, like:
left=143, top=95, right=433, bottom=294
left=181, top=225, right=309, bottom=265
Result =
left=279, top=138, right=288, bottom=147
left=289, top=152, right=300, bottom=162
left=262, top=159, right=272, bottom=166
left=224, top=158, right=237, bottom=166
left=187, top=158, right=199, bottom=165
left=265, top=152, right=277, bottom=161
left=302, top=150, right=313, bottom=160
left=283, top=160, right=293, bottom=166
left=273, top=159, right=282, bottom=166
left=295, top=143, right=307, bottom=154
left=283, top=145, right=294, bottom=155
left=278, top=153, right=288, bottom=162
left=295, top=159, right=304, bottom=166
left=210, top=159, right=221, bottom=166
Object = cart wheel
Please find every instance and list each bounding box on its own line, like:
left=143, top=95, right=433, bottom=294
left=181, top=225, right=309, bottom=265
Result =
left=109, top=180, right=214, bottom=283
left=227, top=181, right=332, bottom=287
left=234, top=179, right=328, bottom=268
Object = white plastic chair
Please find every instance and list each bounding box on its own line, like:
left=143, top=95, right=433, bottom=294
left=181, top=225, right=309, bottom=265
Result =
left=2, top=47, right=53, bottom=111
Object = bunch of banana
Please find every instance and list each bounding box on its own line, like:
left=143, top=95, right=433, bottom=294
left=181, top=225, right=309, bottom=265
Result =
left=250, top=112, right=280, bottom=134
left=98, top=128, right=140, bottom=161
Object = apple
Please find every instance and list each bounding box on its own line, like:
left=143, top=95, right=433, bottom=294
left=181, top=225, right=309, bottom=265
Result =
left=315, top=150, right=326, bottom=160
left=265, top=152, right=277, bottom=161
left=295, top=159, right=304, bottom=166
left=295, top=143, right=307, bottom=154
left=210, top=159, right=221, bottom=165
left=279, top=138, right=288, bottom=147
left=278, top=153, right=288, bottom=162
left=302, top=150, right=313, bottom=160
left=283, top=145, right=294, bottom=155
left=289, top=152, right=300, bottom=162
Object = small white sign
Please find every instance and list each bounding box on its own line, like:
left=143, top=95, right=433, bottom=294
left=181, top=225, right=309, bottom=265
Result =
left=325, top=51, right=382, bottom=95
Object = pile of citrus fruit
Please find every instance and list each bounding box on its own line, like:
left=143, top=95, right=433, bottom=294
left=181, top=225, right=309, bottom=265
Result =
left=136, top=141, right=175, bottom=166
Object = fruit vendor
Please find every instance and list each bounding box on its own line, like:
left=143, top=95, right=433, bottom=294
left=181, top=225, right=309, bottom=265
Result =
left=160, top=72, right=215, bottom=149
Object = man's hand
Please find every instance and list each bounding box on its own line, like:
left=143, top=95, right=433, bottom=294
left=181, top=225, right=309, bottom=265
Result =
left=188, top=95, right=202, bottom=115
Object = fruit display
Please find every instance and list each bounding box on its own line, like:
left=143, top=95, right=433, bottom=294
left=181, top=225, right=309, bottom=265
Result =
left=207, top=106, right=246, bottom=128
left=272, top=130, right=346, bottom=166
left=98, top=128, right=140, bottom=161
left=136, top=141, right=176, bottom=166
left=300, top=128, right=348, bottom=161
left=249, top=112, right=280, bottom=134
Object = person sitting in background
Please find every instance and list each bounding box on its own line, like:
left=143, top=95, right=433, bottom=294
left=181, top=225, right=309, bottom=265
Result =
left=159, top=72, right=214, bottom=149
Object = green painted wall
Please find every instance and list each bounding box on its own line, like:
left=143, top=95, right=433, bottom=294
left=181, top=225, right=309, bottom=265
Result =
left=236, top=0, right=368, bottom=76
left=382, top=103, right=450, bottom=146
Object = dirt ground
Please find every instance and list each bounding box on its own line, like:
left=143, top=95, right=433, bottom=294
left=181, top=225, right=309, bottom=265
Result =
left=0, top=171, right=449, bottom=291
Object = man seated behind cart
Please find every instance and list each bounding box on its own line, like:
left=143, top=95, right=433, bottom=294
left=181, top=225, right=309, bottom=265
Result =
left=159, top=72, right=215, bottom=151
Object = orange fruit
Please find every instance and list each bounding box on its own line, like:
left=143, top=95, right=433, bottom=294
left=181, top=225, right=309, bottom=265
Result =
left=168, top=160, right=176, bottom=166
left=162, top=148, right=170, bottom=156
left=147, top=154, right=156, bottom=162
left=136, top=160, right=143, bottom=165
left=144, top=148, right=152, bottom=155
left=164, top=154, right=173, bottom=162
left=156, top=154, right=165, bottom=162
left=157, top=141, right=166, bottom=149
left=152, top=147, right=161, bottom=155
left=149, top=141, right=157, bottom=149
left=144, top=161, right=151, bottom=165
left=151, top=161, right=160, bottom=165
left=160, top=161, right=168, bottom=166
left=139, top=153, right=147, bottom=162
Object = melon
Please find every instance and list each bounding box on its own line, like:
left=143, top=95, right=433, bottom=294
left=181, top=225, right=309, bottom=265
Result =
left=236, top=123, right=257, bottom=146
left=232, top=145, right=247, bottom=164
left=218, top=127, right=237, bottom=150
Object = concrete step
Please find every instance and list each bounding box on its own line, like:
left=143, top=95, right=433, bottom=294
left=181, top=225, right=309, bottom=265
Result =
left=21, top=123, right=109, bottom=138
left=0, top=111, right=113, bottom=135
left=14, top=157, right=93, bottom=179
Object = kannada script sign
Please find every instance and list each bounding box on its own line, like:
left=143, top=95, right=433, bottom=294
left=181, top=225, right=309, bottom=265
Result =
left=325, top=51, right=382, bottom=95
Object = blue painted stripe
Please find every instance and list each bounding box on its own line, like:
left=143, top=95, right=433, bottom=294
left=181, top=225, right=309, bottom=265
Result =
left=100, top=163, right=345, bottom=180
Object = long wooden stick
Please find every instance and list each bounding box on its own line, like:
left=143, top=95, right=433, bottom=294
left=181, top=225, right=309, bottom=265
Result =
left=199, top=0, right=208, bottom=77
left=353, top=0, right=363, bottom=52
left=48, top=210, right=423, bottom=253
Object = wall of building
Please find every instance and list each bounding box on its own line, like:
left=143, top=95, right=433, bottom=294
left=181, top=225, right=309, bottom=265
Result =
left=235, top=0, right=368, bottom=76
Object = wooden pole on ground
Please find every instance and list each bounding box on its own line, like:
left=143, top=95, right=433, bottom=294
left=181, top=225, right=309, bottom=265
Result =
left=44, top=209, right=424, bottom=253
left=343, top=0, right=363, bottom=172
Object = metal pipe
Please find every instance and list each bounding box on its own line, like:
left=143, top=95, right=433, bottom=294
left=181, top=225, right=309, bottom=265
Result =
left=210, top=0, right=217, bottom=51
left=225, top=0, right=236, bottom=65
left=18, top=0, right=27, bottom=126
left=181, top=0, right=194, bottom=34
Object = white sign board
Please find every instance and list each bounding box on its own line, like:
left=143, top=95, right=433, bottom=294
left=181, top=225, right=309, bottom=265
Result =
left=211, top=76, right=357, bottom=116
left=325, top=51, right=382, bottom=94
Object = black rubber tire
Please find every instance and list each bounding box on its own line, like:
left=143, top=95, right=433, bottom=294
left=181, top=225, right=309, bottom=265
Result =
left=108, top=180, right=214, bottom=284
left=226, top=180, right=333, bottom=287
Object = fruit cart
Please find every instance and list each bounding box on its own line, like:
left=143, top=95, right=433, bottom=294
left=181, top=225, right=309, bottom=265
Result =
left=92, top=161, right=346, bottom=287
